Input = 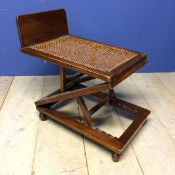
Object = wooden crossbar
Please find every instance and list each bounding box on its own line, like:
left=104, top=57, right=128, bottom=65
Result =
left=91, top=91, right=150, bottom=115
left=77, top=96, right=92, bottom=126
left=88, top=96, right=110, bottom=115
left=35, top=83, right=111, bottom=106
left=66, top=73, right=84, bottom=82
left=66, top=75, right=95, bottom=89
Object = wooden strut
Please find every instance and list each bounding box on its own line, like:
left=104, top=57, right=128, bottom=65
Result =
left=35, top=82, right=111, bottom=106
left=36, top=67, right=150, bottom=162
left=77, top=96, right=92, bottom=127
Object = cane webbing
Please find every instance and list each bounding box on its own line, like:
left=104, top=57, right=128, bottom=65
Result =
left=30, top=35, right=138, bottom=73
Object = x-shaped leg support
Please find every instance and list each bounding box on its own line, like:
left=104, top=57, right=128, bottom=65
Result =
left=36, top=67, right=150, bottom=162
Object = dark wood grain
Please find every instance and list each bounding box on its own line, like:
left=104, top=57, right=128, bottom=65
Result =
left=16, top=9, right=68, bottom=47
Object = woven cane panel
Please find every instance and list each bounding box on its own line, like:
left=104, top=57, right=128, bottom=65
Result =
left=30, top=35, right=138, bottom=73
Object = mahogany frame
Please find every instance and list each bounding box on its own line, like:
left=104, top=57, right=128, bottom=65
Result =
left=16, top=9, right=150, bottom=162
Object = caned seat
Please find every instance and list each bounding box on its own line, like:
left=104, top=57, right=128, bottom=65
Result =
left=21, top=35, right=146, bottom=81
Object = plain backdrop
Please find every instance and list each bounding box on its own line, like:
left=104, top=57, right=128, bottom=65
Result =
left=0, top=0, right=175, bottom=75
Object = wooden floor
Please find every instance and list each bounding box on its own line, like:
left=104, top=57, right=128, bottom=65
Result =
left=0, top=73, right=175, bottom=175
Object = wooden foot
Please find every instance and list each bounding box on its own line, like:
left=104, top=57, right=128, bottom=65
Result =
left=112, top=153, right=120, bottom=162
left=39, top=113, right=48, bottom=121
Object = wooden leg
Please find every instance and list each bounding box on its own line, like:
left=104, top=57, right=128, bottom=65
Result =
left=60, top=66, right=66, bottom=92
left=112, top=153, right=120, bottom=162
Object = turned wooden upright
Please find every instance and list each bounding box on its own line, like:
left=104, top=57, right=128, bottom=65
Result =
left=16, top=9, right=150, bottom=162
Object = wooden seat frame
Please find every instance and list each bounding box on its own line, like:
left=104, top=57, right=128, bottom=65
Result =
left=16, top=9, right=150, bottom=162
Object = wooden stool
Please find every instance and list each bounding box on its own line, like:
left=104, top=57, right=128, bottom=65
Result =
left=16, top=9, right=150, bottom=162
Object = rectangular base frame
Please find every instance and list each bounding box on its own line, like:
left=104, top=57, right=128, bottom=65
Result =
left=35, top=65, right=150, bottom=162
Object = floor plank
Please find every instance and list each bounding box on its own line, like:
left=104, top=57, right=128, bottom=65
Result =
left=132, top=73, right=175, bottom=140
left=0, top=76, right=44, bottom=175
left=0, top=73, right=175, bottom=175
left=32, top=76, right=88, bottom=175
left=81, top=80, right=144, bottom=175
left=155, top=73, right=175, bottom=95
left=0, top=76, right=13, bottom=109
left=114, top=74, right=175, bottom=175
